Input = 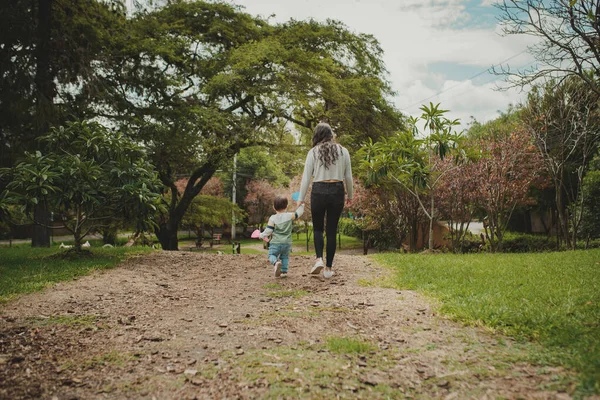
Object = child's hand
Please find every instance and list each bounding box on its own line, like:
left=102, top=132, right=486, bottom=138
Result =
left=263, top=237, right=270, bottom=243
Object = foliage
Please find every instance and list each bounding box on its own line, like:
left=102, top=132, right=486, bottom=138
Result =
left=0, top=245, right=153, bottom=303
left=181, top=195, right=244, bottom=247
left=360, top=103, right=465, bottom=250
left=521, top=77, right=600, bottom=249
left=347, top=180, right=416, bottom=251
left=472, top=129, right=545, bottom=252
left=86, top=1, right=403, bottom=250
left=501, top=231, right=561, bottom=253
left=376, top=248, right=600, bottom=394
left=244, top=179, right=278, bottom=229
left=435, top=156, right=480, bottom=253
left=337, top=218, right=362, bottom=239
left=466, top=105, right=522, bottom=141
left=176, top=177, right=225, bottom=198
left=1, top=121, right=163, bottom=251
left=580, top=169, right=600, bottom=242
left=495, top=0, right=600, bottom=96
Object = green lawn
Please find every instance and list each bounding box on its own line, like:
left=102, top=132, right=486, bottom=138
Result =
left=0, top=246, right=153, bottom=303
left=375, top=249, right=600, bottom=394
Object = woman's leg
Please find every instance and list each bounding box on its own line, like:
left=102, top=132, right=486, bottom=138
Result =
left=325, top=197, right=344, bottom=268
left=311, top=191, right=326, bottom=260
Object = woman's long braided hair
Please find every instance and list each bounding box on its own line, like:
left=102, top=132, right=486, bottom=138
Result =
left=312, top=123, right=340, bottom=169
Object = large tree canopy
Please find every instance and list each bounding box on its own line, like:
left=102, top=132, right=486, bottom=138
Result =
left=2, top=0, right=404, bottom=250
left=92, top=1, right=403, bottom=250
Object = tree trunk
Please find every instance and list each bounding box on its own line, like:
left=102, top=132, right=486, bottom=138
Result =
left=32, top=203, right=50, bottom=248
left=157, top=222, right=179, bottom=251
left=428, top=195, right=434, bottom=250
left=73, top=229, right=82, bottom=253
left=32, top=0, right=54, bottom=248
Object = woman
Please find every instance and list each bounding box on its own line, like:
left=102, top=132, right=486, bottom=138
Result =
left=298, top=123, right=353, bottom=278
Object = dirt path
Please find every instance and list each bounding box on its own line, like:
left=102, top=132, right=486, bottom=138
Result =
left=0, top=253, right=575, bottom=399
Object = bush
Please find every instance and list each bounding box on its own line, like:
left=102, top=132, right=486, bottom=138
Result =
left=337, top=218, right=362, bottom=239
left=501, top=232, right=556, bottom=252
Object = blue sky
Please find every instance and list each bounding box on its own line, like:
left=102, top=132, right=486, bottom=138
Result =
left=231, top=0, right=537, bottom=129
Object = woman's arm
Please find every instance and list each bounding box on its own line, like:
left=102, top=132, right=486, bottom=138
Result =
left=297, top=151, right=314, bottom=203
left=292, top=204, right=305, bottom=220
left=343, top=148, right=354, bottom=200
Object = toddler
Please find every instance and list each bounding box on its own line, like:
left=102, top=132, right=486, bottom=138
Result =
left=259, top=195, right=304, bottom=277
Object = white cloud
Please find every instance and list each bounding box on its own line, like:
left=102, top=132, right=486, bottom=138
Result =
left=232, top=0, right=535, bottom=126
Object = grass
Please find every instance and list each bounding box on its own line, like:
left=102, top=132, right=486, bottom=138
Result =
left=0, top=246, right=154, bottom=303
left=374, top=248, right=600, bottom=394
left=26, top=314, right=100, bottom=328
left=325, top=336, right=376, bottom=354
left=221, top=342, right=403, bottom=399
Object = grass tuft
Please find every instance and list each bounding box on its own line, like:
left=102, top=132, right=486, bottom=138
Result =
left=325, top=336, right=376, bottom=354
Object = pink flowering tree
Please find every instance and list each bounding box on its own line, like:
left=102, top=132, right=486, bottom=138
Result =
left=244, top=179, right=277, bottom=230
left=472, top=130, right=545, bottom=252
left=435, top=156, right=480, bottom=253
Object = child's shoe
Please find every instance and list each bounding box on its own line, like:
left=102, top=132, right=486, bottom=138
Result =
left=311, top=258, right=324, bottom=275
left=274, top=260, right=282, bottom=277
left=280, top=272, right=288, bottom=278
left=323, top=268, right=335, bottom=279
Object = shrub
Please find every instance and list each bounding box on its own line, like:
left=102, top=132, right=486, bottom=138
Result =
left=337, top=218, right=362, bottom=239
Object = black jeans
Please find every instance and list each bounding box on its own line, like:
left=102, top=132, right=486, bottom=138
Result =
left=311, top=181, right=345, bottom=268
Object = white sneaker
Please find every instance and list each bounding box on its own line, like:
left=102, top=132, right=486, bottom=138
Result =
left=310, top=258, right=324, bottom=275
left=280, top=273, right=288, bottom=278
left=323, top=269, right=335, bottom=279
left=274, top=260, right=282, bottom=277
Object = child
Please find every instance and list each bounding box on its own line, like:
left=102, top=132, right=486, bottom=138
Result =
left=259, top=195, right=304, bottom=277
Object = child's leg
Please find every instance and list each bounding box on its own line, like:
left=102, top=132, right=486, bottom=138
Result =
left=279, top=244, right=291, bottom=273
left=268, top=243, right=280, bottom=265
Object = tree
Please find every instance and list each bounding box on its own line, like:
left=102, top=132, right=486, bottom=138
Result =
left=361, top=103, right=464, bottom=250
left=436, top=156, right=480, bottom=253
left=244, top=180, right=278, bottom=230
left=93, top=1, right=402, bottom=250
left=472, top=130, right=545, bottom=252
left=1, top=121, right=163, bottom=252
left=182, top=195, right=244, bottom=248
left=0, top=0, right=127, bottom=246
left=348, top=180, right=416, bottom=252
left=495, top=0, right=600, bottom=95
left=580, top=153, right=600, bottom=246
left=521, top=77, right=600, bottom=248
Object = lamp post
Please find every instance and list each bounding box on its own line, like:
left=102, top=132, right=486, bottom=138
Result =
left=231, top=153, right=238, bottom=254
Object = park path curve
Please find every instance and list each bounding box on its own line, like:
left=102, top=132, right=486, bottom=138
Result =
left=0, top=252, right=576, bottom=399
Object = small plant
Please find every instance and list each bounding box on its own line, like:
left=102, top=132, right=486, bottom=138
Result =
left=325, top=336, right=376, bottom=354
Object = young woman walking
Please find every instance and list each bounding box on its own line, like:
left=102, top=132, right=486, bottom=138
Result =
left=297, top=123, right=353, bottom=278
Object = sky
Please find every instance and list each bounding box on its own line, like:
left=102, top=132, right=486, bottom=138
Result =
left=228, top=0, right=538, bottom=130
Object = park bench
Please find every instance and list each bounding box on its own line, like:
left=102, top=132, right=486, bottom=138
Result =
left=211, top=233, right=222, bottom=245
